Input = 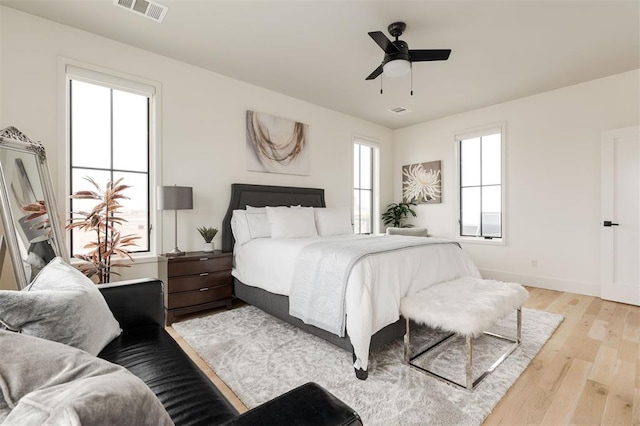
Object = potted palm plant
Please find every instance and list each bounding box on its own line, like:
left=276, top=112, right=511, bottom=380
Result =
left=197, top=226, right=218, bottom=252
left=66, top=177, right=140, bottom=283
left=381, top=202, right=417, bottom=228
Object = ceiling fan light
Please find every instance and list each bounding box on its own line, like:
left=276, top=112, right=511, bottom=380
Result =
left=383, top=59, right=410, bottom=77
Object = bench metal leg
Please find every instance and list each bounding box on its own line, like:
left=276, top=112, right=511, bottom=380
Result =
left=466, top=335, right=473, bottom=391
left=404, top=317, right=411, bottom=363
left=517, top=307, right=522, bottom=343
left=404, top=307, right=523, bottom=391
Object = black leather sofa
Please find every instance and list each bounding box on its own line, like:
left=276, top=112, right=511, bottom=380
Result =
left=96, top=278, right=362, bottom=426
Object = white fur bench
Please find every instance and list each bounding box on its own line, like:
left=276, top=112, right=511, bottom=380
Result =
left=400, top=276, right=528, bottom=390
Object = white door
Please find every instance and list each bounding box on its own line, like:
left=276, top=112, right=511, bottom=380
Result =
left=601, top=126, right=640, bottom=305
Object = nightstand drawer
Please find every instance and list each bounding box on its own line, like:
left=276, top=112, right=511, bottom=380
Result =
left=168, top=255, right=232, bottom=277
left=168, top=285, right=233, bottom=310
left=167, top=271, right=232, bottom=293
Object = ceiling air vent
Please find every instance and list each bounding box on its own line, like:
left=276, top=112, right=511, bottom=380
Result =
left=389, top=106, right=412, bottom=115
left=113, top=0, right=168, bottom=23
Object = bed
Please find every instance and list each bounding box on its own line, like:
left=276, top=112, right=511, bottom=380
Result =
left=221, top=183, right=480, bottom=380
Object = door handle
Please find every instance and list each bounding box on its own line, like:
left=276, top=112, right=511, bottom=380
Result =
left=603, top=221, right=619, bottom=227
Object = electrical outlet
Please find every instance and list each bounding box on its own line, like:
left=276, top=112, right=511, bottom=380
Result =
left=531, top=259, right=538, bottom=268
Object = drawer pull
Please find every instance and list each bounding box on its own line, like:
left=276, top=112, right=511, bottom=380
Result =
left=199, top=258, right=208, bottom=261
left=199, top=287, right=209, bottom=292
left=200, top=272, right=209, bottom=276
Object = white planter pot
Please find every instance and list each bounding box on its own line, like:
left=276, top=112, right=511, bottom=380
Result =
left=202, top=242, right=214, bottom=252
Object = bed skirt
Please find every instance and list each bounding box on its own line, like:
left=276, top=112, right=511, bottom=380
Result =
left=233, top=278, right=406, bottom=354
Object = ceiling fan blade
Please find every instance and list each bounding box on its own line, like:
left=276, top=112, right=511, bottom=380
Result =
left=409, top=49, right=452, bottom=62
left=368, top=31, right=400, bottom=53
left=365, top=65, right=384, bottom=80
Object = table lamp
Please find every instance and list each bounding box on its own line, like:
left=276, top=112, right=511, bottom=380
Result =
left=158, top=185, right=193, bottom=256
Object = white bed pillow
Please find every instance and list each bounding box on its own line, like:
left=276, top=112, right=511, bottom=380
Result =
left=0, top=257, right=121, bottom=356
left=231, top=209, right=271, bottom=245
left=267, top=206, right=318, bottom=238
left=314, top=207, right=353, bottom=236
left=231, top=210, right=251, bottom=245
left=246, top=205, right=267, bottom=213
left=246, top=212, right=271, bottom=239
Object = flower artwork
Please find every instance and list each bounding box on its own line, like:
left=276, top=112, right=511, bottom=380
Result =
left=402, top=161, right=442, bottom=204
left=246, top=110, right=309, bottom=175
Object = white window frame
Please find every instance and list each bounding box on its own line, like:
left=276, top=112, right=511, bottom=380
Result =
left=454, top=123, right=506, bottom=245
left=353, top=136, right=380, bottom=234
left=61, top=59, right=162, bottom=258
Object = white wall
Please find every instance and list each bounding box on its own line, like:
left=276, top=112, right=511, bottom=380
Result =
left=394, top=69, right=640, bottom=296
left=0, top=7, right=393, bottom=282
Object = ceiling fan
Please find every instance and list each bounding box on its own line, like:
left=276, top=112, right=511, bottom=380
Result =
left=366, top=22, right=451, bottom=81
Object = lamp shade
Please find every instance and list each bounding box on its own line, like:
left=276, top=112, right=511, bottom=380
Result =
left=383, top=59, right=411, bottom=78
left=157, top=186, right=193, bottom=210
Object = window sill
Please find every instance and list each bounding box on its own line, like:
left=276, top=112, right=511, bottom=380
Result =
left=456, top=236, right=506, bottom=246
left=69, top=253, right=162, bottom=266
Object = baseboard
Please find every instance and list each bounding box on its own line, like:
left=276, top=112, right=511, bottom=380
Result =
left=478, top=268, right=600, bottom=297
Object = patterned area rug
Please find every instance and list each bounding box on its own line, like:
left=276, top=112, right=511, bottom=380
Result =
left=173, top=305, right=562, bottom=425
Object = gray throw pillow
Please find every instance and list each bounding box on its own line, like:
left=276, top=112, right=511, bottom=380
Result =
left=0, top=257, right=121, bottom=355
left=0, top=330, right=173, bottom=426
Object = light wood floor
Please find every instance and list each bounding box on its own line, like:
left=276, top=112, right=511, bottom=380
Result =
left=167, top=287, right=640, bottom=424
left=486, top=287, right=640, bottom=425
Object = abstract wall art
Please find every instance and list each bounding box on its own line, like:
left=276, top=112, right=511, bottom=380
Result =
left=246, top=110, right=309, bottom=175
left=402, top=160, right=442, bottom=204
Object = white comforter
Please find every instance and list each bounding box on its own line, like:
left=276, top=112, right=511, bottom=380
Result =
left=233, top=235, right=481, bottom=370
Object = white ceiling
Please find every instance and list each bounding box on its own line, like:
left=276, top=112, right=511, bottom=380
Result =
left=1, top=0, right=638, bottom=129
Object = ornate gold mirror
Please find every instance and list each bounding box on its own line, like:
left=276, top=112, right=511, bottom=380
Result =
left=0, top=127, right=68, bottom=289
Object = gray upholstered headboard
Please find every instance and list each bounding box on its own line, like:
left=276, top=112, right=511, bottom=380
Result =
left=221, top=183, right=326, bottom=252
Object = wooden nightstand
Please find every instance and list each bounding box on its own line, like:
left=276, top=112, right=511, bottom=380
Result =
left=163, top=250, right=233, bottom=325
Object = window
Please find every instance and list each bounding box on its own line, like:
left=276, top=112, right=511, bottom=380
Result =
left=456, top=126, right=504, bottom=240
left=68, top=67, right=155, bottom=256
left=353, top=140, right=378, bottom=234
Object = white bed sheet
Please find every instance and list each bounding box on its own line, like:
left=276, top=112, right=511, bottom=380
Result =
left=232, top=235, right=481, bottom=370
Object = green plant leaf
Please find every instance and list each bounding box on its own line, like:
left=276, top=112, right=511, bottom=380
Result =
left=381, top=201, right=418, bottom=228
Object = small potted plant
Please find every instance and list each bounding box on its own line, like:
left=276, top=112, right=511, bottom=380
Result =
left=381, top=202, right=417, bottom=228
left=197, top=226, right=218, bottom=252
